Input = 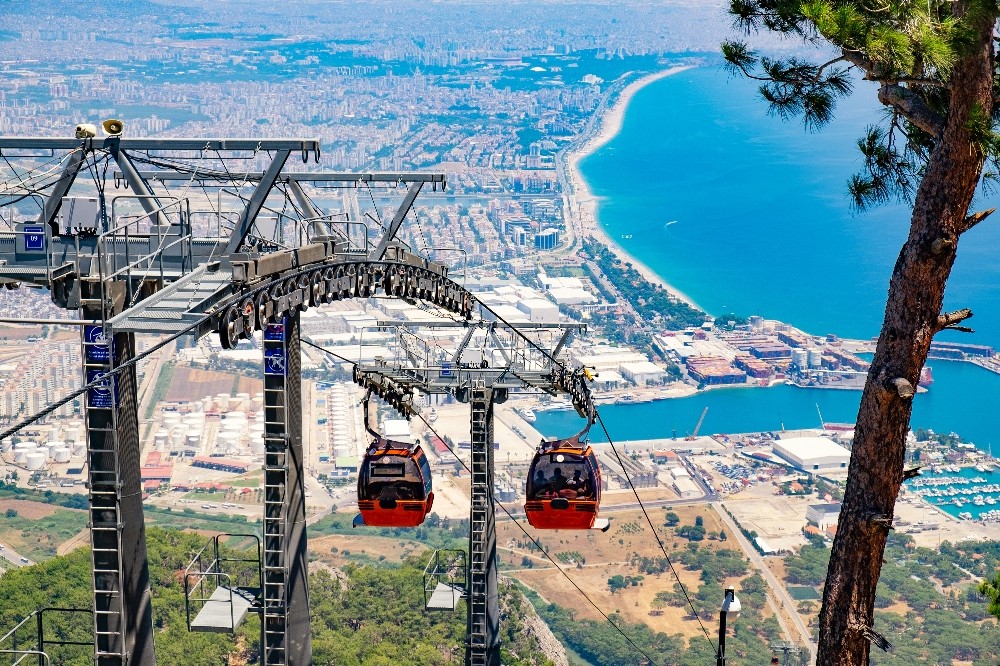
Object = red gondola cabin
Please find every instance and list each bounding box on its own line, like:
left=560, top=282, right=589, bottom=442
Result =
left=357, top=442, right=434, bottom=527
left=525, top=438, right=601, bottom=530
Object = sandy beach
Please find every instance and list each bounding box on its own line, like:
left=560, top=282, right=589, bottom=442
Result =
left=563, top=65, right=710, bottom=316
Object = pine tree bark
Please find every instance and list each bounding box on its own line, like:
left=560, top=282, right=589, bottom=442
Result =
left=816, top=8, right=995, bottom=666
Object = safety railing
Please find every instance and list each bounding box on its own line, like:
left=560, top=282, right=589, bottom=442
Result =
left=423, top=549, right=467, bottom=612
left=0, top=607, right=92, bottom=666
left=183, top=533, right=262, bottom=633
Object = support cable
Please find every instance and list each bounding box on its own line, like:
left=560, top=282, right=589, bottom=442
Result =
left=0, top=313, right=210, bottom=449
left=595, top=410, right=717, bottom=652
left=302, top=338, right=665, bottom=666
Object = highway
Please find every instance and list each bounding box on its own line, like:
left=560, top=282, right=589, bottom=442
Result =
left=713, top=501, right=816, bottom=662
left=0, top=539, right=33, bottom=568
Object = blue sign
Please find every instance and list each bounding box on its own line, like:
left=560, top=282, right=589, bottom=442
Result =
left=264, top=320, right=286, bottom=341
left=86, top=369, right=117, bottom=409
left=264, top=347, right=286, bottom=376
left=24, top=226, right=44, bottom=251
left=440, top=362, right=453, bottom=378
left=84, top=325, right=111, bottom=363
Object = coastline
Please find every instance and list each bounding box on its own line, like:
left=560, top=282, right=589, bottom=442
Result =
left=564, top=65, right=710, bottom=316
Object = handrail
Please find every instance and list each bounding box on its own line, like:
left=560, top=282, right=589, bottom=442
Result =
left=0, top=607, right=92, bottom=666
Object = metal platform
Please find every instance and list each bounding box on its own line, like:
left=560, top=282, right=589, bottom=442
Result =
left=190, top=586, right=257, bottom=633
left=426, top=583, right=466, bottom=611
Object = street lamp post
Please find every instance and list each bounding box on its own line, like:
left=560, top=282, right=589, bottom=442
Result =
left=716, top=586, right=741, bottom=666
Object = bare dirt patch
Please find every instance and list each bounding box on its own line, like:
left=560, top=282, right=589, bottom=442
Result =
left=0, top=499, right=59, bottom=520
left=166, top=366, right=238, bottom=402
left=498, top=505, right=761, bottom=641
left=311, top=534, right=430, bottom=567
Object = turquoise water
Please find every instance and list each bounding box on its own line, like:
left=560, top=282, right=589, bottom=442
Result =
left=904, top=465, right=1000, bottom=521
left=538, top=360, right=998, bottom=451
left=537, top=65, right=1000, bottom=449
left=580, top=66, right=1000, bottom=345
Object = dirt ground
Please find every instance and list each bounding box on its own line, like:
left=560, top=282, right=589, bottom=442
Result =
left=498, top=505, right=761, bottom=642
left=310, top=534, right=430, bottom=567
left=165, top=366, right=240, bottom=403
left=0, top=499, right=59, bottom=520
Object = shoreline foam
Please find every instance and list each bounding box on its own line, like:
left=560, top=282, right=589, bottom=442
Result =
left=563, top=65, right=710, bottom=316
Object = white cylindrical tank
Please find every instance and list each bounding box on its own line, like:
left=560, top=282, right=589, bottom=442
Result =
left=791, top=349, right=808, bottom=369
left=201, top=397, right=213, bottom=413
left=46, top=427, right=60, bottom=443
left=53, top=447, right=71, bottom=463
left=185, top=430, right=202, bottom=447
left=807, top=348, right=823, bottom=369
left=154, top=430, right=169, bottom=447
left=250, top=432, right=266, bottom=455
left=216, top=393, right=230, bottom=411
left=72, top=442, right=86, bottom=457
left=25, top=452, right=46, bottom=470
left=0, top=440, right=10, bottom=453
left=13, top=450, right=27, bottom=464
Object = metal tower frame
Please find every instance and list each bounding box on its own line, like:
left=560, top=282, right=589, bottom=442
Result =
left=352, top=342, right=597, bottom=665
left=0, top=134, right=464, bottom=665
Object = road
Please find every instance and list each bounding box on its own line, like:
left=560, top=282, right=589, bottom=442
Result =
left=0, top=539, right=33, bottom=568
left=713, top=502, right=815, bottom=662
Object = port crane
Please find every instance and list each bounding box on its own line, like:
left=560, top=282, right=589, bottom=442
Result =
left=0, top=131, right=598, bottom=666
left=686, top=406, right=708, bottom=440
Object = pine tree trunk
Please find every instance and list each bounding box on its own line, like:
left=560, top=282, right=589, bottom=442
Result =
left=816, top=10, right=995, bottom=666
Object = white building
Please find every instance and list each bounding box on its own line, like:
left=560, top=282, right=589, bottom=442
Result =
left=772, top=436, right=850, bottom=472
left=806, top=502, right=842, bottom=529
left=620, top=361, right=667, bottom=386
left=516, top=298, right=560, bottom=323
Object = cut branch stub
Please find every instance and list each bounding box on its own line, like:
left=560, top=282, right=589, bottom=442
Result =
left=959, top=208, right=995, bottom=235
left=936, top=308, right=973, bottom=332
left=885, top=377, right=915, bottom=399
left=930, top=238, right=955, bottom=255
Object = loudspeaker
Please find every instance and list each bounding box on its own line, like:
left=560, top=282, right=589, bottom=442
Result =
left=74, top=123, right=97, bottom=139
left=101, top=119, right=124, bottom=136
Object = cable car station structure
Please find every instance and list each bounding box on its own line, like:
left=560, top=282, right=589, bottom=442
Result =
left=0, top=133, right=599, bottom=666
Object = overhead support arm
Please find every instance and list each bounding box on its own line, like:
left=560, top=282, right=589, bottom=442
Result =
left=223, top=149, right=292, bottom=256
left=368, top=181, right=424, bottom=260
left=121, top=171, right=446, bottom=185
left=37, top=144, right=87, bottom=236
left=109, top=143, right=171, bottom=228
left=552, top=328, right=574, bottom=358
left=286, top=180, right=346, bottom=243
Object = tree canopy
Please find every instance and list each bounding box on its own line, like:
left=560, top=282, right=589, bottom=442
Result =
left=722, top=2, right=999, bottom=665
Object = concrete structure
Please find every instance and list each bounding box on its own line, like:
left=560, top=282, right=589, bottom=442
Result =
left=772, top=436, right=850, bottom=472
left=620, top=360, right=667, bottom=386
left=806, top=502, right=842, bottom=529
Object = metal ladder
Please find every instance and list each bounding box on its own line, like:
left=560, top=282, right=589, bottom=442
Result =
left=262, top=320, right=290, bottom=666
left=467, top=388, right=494, bottom=666
left=81, top=308, right=128, bottom=665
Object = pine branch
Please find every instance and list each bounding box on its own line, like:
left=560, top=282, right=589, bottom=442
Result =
left=936, top=308, right=974, bottom=332
left=877, top=84, right=946, bottom=136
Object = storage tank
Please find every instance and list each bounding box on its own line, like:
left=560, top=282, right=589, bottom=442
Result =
left=46, top=427, right=60, bottom=443
left=72, top=442, right=86, bottom=457
left=0, top=440, right=10, bottom=453
left=216, top=393, right=230, bottom=411
left=13, top=450, right=27, bottom=464
left=25, top=452, right=46, bottom=470
left=250, top=433, right=266, bottom=455
left=170, top=430, right=184, bottom=448
left=52, top=447, right=71, bottom=463
left=791, top=349, right=808, bottom=369
left=185, top=430, right=202, bottom=447
left=201, top=397, right=213, bottom=413
left=154, top=430, right=169, bottom=448
left=235, top=392, right=251, bottom=410
left=807, top=348, right=823, bottom=369
left=217, top=431, right=240, bottom=452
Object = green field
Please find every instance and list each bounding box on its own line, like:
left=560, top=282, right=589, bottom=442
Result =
left=787, top=585, right=821, bottom=601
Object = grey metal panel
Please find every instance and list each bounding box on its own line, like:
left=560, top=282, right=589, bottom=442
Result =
left=190, top=587, right=255, bottom=634
left=427, top=583, right=465, bottom=611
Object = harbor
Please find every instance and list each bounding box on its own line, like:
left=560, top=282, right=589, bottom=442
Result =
left=905, top=464, right=1000, bottom=522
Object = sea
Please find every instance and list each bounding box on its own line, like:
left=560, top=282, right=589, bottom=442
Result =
left=536, top=64, right=1000, bottom=456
